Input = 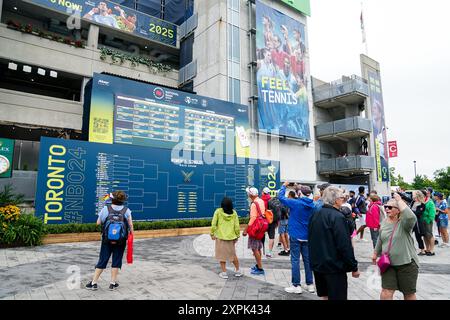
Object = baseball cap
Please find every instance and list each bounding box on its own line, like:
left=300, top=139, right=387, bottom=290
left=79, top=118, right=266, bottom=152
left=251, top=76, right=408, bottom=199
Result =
left=434, top=192, right=443, bottom=199
left=246, top=187, right=259, bottom=197
left=318, top=183, right=331, bottom=191
left=300, top=185, right=312, bottom=196
left=262, top=187, right=270, bottom=194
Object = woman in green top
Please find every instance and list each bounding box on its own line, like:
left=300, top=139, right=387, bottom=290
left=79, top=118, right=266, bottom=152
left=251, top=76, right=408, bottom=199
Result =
left=421, top=190, right=437, bottom=256
left=210, top=197, right=242, bottom=279
left=372, top=193, right=419, bottom=300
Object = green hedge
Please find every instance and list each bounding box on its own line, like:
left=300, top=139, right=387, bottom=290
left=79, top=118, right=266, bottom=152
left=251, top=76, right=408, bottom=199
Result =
left=45, top=217, right=250, bottom=234
left=0, top=214, right=45, bottom=247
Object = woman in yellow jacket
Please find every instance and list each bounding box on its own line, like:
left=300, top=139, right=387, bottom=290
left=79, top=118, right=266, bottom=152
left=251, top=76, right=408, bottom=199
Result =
left=211, top=197, right=242, bottom=279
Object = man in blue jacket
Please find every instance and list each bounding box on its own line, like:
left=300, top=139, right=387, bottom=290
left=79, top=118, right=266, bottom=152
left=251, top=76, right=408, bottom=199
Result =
left=278, top=181, right=316, bottom=294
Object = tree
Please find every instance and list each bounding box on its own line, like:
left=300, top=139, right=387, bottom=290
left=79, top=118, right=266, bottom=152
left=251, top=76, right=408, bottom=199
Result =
left=389, top=167, right=411, bottom=191
left=434, top=166, right=450, bottom=196
left=390, top=167, right=398, bottom=186
left=411, top=175, right=436, bottom=191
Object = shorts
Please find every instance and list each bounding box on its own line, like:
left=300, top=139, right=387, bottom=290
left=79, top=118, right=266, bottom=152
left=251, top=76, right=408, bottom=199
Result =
left=439, top=219, right=449, bottom=229
left=267, top=222, right=276, bottom=239
left=278, top=219, right=288, bottom=234
left=381, top=261, right=419, bottom=295
left=314, top=271, right=348, bottom=300
left=248, top=237, right=263, bottom=251
left=422, top=221, right=434, bottom=238
left=95, top=241, right=126, bottom=269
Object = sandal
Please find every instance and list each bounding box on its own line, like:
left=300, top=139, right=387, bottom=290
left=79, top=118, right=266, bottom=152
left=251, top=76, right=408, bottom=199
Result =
left=418, top=252, right=426, bottom=256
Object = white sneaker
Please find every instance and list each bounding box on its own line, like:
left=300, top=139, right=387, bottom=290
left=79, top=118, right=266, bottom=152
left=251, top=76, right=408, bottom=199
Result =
left=219, top=272, right=228, bottom=279
left=285, top=285, right=303, bottom=294
left=265, top=252, right=273, bottom=258
left=306, top=284, right=315, bottom=293
left=234, top=269, right=243, bottom=277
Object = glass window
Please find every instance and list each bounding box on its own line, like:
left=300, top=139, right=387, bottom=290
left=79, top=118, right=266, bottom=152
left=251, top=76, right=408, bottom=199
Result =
left=229, top=78, right=241, bottom=104
left=232, top=26, right=240, bottom=62
left=233, top=78, right=241, bottom=104
left=232, top=0, right=239, bottom=11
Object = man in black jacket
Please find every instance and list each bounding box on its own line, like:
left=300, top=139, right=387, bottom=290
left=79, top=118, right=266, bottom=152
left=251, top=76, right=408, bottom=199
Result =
left=308, top=186, right=360, bottom=300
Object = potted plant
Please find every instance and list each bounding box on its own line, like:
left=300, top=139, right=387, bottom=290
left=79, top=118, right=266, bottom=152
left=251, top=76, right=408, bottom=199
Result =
left=6, top=20, right=20, bottom=30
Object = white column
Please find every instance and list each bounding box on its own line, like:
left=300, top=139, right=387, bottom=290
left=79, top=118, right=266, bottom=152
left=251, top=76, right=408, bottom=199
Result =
left=87, top=24, right=99, bottom=49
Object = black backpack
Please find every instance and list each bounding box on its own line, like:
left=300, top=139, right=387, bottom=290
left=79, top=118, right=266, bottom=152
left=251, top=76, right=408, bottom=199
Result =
left=102, top=205, right=129, bottom=245
left=356, top=195, right=367, bottom=214
left=268, top=198, right=282, bottom=223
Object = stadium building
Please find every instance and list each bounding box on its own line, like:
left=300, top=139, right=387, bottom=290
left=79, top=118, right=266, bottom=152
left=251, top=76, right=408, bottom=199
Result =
left=0, top=0, right=390, bottom=218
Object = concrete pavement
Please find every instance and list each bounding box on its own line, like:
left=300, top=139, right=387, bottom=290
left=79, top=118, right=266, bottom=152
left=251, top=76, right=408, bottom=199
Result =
left=0, top=227, right=449, bottom=300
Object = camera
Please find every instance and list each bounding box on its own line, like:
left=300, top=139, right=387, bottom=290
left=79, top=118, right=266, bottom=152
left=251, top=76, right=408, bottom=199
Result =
left=392, top=191, right=413, bottom=205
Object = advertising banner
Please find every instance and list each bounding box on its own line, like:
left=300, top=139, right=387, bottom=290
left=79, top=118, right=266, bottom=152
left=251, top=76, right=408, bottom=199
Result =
left=388, top=141, right=398, bottom=158
left=255, top=0, right=310, bottom=141
left=35, top=137, right=279, bottom=224
left=368, top=70, right=389, bottom=182
left=280, top=0, right=311, bottom=16
left=25, top=0, right=177, bottom=47
left=0, top=138, right=14, bottom=178
left=85, top=73, right=251, bottom=158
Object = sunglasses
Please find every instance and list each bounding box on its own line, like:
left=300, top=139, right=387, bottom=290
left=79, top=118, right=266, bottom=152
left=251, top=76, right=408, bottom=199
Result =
left=384, top=205, right=398, bottom=210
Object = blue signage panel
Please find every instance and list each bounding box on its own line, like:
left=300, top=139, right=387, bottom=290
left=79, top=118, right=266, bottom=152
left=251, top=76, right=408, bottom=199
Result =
left=255, top=0, right=310, bottom=140
left=35, top=137, right=279, bottom=224
left=26, top=0, right=177, bottom=47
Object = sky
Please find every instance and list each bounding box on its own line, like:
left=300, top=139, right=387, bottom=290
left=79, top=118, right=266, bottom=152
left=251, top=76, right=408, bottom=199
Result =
left=307, top=0, right=450, bottom=183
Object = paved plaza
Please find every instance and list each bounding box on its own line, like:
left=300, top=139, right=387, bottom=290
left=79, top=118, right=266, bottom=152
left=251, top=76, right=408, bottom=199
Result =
left=0, top=227, right=449, bottom=300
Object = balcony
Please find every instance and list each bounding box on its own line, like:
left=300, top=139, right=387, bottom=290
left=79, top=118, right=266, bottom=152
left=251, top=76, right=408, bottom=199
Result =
left=0, top=24, right=178, bottom=87
left=313, top=76, right=369, bottom=108
left=315, top=116, right=372, bottom=141
left=317, top=155, right=375, bottom=176
left=0, top=89, right=83, bottom=129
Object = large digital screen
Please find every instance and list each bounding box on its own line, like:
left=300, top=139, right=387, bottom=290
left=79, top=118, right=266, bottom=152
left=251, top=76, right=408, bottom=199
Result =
left=86, top=73, right=251, bottom=158
left=25, top=0, right=177, bottom=47
left=255, top=0, right=311, bottom=141
left=35, top=137, right=279, bottom=224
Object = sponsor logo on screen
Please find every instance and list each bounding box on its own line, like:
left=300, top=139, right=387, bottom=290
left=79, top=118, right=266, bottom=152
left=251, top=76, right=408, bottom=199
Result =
left=153, top=87, right=165, bottom=99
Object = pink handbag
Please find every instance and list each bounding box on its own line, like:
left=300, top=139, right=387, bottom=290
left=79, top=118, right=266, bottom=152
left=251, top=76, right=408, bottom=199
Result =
left=377, top=221, right=399, bottom=274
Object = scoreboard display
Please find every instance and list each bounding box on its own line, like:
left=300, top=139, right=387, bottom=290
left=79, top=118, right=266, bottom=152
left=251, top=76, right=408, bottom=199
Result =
left=86, top=73, right=251, bottom=158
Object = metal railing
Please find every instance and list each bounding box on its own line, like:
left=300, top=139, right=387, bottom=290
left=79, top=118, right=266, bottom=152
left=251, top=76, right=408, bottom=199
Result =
left=317, top=155, right=375, bottom=174
left=315, top=116, right=372, bottom=137
left=313, top=75, right=369, bottom=103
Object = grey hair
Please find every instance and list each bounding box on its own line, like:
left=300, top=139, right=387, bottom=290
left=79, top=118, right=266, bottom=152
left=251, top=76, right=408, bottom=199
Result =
left=322, top=186, right=344, bottom=206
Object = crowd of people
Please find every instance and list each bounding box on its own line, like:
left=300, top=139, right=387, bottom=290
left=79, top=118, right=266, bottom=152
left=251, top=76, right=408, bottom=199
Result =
left=210, top=183, right=448, bottom=300
left=84, top=184, right=448, bottom=300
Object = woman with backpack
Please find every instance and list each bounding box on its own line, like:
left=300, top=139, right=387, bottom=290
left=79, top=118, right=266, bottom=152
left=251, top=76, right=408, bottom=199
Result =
left=366, top=194, right=383, bottom=249
left=210, top=197, right=242, bottom=279
left=242, top=187, right=266, bottom=275
left=86, top=190, right=133, bottom=291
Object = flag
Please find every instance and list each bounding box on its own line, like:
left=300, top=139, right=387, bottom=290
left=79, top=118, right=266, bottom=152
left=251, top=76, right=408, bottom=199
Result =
left=388, top=141, right=398, bottom=158
left=360, top=10, right=366, bottom=43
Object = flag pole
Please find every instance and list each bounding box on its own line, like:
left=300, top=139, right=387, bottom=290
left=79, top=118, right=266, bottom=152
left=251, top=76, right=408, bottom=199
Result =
left=361, top=1, right=368, bottom=56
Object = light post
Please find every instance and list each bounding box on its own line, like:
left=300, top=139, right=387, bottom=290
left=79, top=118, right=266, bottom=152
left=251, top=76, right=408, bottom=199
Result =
left=413, top=161, right=417, bottom=178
